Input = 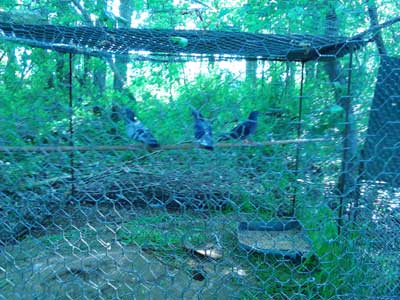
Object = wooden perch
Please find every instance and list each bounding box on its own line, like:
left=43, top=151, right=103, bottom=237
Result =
left=0, top=138, right=331, bottom=153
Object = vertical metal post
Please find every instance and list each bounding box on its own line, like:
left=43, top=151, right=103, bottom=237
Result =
left=68, top=53, right=75, bottom=199
left=291, top=62, right=305, bottom=216
left=338, top=52, right=354, bottom=235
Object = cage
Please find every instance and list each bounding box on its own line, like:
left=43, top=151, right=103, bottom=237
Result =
left=0, top=1, right=399, bottom=299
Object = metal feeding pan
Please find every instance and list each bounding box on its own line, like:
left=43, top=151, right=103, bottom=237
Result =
left=237, top=219, right=312, bottom=259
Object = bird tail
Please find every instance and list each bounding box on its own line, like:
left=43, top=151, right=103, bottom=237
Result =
left=217, top=134, right=231, bottom=142
left=199, top=140, right=213, bottom=150
left=200, top=144, right=214, bottom=150
left=147, top=140, right=160, bottom=149
left=199, top=134, right=214, bottom=150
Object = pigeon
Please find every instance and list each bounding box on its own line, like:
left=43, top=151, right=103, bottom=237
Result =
left=218, top=111, right=259, bottom=141
left=191, top=108, right=213, bottom=150
left=124, top=108, right=160, bottom=149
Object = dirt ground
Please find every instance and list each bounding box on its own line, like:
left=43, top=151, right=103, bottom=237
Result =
left=0, top=203, right=259, bottom=300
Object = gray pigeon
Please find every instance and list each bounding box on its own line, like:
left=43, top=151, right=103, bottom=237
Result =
left=192, top=108, right=213, bottom=150
left=124, top=108, right=160, bottom=148
left=218, top=111, right=259, bottom=141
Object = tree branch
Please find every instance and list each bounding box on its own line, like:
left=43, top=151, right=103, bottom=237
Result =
left=365, top=0, right=387, bottom=55
left=353, top=15, right=400, bottom=42
left=70, top=0, right=93, bottom=26
left=70, top=0, right=134, bottom=99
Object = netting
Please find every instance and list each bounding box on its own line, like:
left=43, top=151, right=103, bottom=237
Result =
left=0, top=1, right=400, bottom=299
left=0, top=21, right=366, bottom=61
left=363, top=56, right=400, bottom=186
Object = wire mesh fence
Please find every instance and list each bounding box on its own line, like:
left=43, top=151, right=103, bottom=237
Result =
left=0, top=1, right=400, bottom=299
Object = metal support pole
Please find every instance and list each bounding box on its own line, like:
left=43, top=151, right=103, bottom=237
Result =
left=291, top=62, right=305, bottom=216
left=338, top=52, right=354, bottom=235
left=68, top=53, right=75, bottom=199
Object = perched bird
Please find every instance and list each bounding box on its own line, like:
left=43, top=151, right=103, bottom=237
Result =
left=124, top=108, right=160, bottom=149
left=191, top=108, right=214, bottom=150
left=218, top=111, right=259, bottom=141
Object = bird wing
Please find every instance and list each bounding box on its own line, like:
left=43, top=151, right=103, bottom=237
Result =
left=229, top=122, right=248, bottom=139
left=126, top=121, right=159, bottom=147
left=194, top=118, right=213, bottom=148
left=247, top=119, right=258, bottom=135
left=218, top=119, right=257, bottom=141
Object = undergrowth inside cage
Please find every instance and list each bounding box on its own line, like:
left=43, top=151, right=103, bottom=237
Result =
left=1, top=149, right=398, bottom=299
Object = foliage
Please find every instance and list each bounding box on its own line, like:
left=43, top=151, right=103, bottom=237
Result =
left=117, top=213, right=185, bottom=248
left=116, top=212, right=211, bottom=269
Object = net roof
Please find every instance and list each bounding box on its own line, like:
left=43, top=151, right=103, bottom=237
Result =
left=0, top=22, right=367, bottom=62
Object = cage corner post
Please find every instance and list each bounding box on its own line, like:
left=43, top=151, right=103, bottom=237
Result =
left=291, top=61, right=306, bottom=217
left=338, top=51, right=356, bottom=235
left=68, top=52, right=75, bottom=201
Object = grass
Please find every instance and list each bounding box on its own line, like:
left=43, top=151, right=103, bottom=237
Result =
left=228, top=197, right=378, bottom=299
left=112, top=198, right=371, bottom=299
left=116, top=212, right=213, bottom=268
left=114, top=209, right=351, bottom=299
left=117, top=213, right=192, bottom=245
left=2, top=198, right=395, bottom=299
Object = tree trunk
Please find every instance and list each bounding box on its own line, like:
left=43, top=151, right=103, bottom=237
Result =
left=353, top=0, right=389, bottom=221
left=113, top=0, right=132, bottom=91
left=70, top=0, right=134, bottom=99
left=92, top=16, right=107, bottom=95
left=324, top=5, right=358, bottom=232
left=366, top=0, right=387, bottom=55
left=75, top=55, right=92, bottom=88
left=54, top=53, right=70, bottom=92
left=4, top=48, right=18, bottom=89
left=284, top=62, right=296, bottom=100
left=245, top=59, right=257, bottom=84
left=305, top=62, right=316, bottom=82
left=93, top=59, right=107, bottom=95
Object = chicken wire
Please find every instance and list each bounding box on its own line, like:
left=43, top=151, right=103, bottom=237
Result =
left=0, top=3, right=399, bottom=300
